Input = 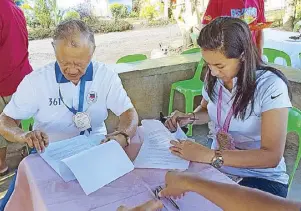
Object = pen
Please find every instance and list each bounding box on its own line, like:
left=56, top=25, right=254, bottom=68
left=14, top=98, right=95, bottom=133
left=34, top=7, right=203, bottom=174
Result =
left=158, top=186, right=180, bottom=210
left=176, top=117, right=199, bottom=121
left=143, top=183, right=168, bottom=210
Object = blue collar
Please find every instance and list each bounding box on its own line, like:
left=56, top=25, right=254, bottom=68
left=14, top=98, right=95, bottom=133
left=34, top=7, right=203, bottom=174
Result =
left=55, top=62, right=93, bottom=83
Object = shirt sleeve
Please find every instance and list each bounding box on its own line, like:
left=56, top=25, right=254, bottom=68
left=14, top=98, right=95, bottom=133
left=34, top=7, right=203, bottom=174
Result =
left=0, top=14, right=3, bottom=46
left=202, top=84, right=210, bottom=102
left=260, top=76, right=292, bottom=113
left=3, top=75, right=38, bottom=120
left=106, top=72, right=133, bottom=116
left=202, top=0, right=220, bottom=25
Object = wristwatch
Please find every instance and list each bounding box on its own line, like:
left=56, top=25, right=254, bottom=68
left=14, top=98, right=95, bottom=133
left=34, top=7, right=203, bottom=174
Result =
left=116, top=131, right=130, bottom=147
left=211, top=150, right=224, bottom=169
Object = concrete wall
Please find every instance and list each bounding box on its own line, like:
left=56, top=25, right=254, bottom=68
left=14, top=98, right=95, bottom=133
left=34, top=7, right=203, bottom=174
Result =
left=105, top=53, right=301, bottom=132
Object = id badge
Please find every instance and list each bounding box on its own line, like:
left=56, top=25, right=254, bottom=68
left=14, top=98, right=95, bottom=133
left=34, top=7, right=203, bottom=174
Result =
left=73, top=112, right=91, bottom=131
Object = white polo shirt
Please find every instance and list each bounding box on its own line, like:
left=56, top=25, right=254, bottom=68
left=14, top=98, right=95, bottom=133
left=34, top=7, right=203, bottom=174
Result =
left=4, top=61, right=133, bottom=142
left=202, top=70, right=292, bottom=184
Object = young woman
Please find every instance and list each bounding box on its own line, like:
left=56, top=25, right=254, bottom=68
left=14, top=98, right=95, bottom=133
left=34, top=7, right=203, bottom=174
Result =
left=165, top=17, right=292, bottom=198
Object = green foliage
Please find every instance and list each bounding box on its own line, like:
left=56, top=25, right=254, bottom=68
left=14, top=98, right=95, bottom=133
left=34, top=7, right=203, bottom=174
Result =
left=110, top=3, right=129, bottom=19
left=63, top=10, right=81, bottom=21
left=132, top=0, right=143, bottom=13
left=49, top=0, right=64, bottom=26
left=82, top=16, right=101, bottom=25
left=140, top=4, right=158, bottom=20
left=28, top=19, right=133, bottom=40
left=146, top=19, right=172, bottom=27
left=28, top=28, right=54, bottom=40
left=88, top=19, right=133, bottom=33
left=129, top=11, right=139, bottom=18
left=34, top=0, right=52, bottom=28
left=294, top=2, right=301, bottom=31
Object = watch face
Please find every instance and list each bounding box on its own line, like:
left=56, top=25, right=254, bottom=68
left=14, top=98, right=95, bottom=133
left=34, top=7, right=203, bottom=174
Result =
left=213, top=157, right=224, bottom=168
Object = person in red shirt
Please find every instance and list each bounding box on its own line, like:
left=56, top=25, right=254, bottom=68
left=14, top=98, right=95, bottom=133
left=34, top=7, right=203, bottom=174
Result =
left=201, top=0, right=265, bottom=55
left=0, top=0, right=32, bottom=176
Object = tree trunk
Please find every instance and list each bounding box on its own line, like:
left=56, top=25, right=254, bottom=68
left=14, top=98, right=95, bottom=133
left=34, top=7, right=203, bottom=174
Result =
left=164, top=0, right=170, bottom=19
left=283, top=0, right=297, bottom=31
left=172, top=0, right=200, bottom=48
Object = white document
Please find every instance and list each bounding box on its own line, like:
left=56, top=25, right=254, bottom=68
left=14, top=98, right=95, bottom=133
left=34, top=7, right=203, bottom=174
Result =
left=40, top=135, right=134, bottom=195
left=63, top=140, right=134, bottom=195
left=40, top=135, right=102, bottom=182
left=134, top=120, right=190, bottom=170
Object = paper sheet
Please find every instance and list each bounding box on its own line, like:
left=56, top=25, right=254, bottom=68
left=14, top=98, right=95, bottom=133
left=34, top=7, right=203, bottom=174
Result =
left=63, top=140, right=134, bottom=195
left=134, top=120, right=190, bottom=170
left=40, top=134, right=105, bottom=182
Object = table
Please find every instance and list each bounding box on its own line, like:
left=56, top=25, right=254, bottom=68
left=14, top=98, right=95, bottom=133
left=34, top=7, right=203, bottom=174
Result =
left=263, top=28, right=301, bottom=69
left=5, top=127, right=235, bottom=211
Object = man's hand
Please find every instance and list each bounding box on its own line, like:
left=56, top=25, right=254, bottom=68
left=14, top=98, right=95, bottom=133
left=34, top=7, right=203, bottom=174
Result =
left=117, top=200, right=163, bottom=211
left=102, top=131, right=129, bottom=148
left=159, top=171, right=198, bottom=199
left=20, top=130, right=49, bottom=153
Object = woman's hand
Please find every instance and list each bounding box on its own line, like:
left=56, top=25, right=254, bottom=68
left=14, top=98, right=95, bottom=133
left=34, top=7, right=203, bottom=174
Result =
left=164, top=110, right=193, bottom=132
left=170, top=139, right=214, bottom=163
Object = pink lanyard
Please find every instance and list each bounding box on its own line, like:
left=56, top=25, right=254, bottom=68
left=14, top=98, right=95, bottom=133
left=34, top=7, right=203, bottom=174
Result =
left=217, top=86, right=234, bottom=133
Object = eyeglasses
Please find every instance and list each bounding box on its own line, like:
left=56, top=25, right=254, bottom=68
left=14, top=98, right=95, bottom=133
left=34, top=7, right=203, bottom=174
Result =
left=153, top=186, right=180, bottom=210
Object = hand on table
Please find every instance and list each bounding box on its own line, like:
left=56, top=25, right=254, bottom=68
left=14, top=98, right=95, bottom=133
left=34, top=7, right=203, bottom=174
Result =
left=159, top=171, right=200, bottom=199
left=21, top=130, right=49, bottom=153
left=117, top=200, right=163, bottom=211
left=102, top=131, right=129, bottom=148
left=164, top=110, right=193, bottom=132
left=169, top=139, right=214, bottom=163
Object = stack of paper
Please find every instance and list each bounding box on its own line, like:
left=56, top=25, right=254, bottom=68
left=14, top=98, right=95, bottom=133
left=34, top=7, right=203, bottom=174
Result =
left=40, top=135, right=134, bottom=195
left=134, top=120, right=190, bottom=170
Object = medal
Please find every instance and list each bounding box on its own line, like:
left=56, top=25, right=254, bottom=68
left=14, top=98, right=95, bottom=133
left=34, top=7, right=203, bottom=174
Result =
left=73, top=112, right=92, bottom=132
left=216, top=86, right=236, bottom=150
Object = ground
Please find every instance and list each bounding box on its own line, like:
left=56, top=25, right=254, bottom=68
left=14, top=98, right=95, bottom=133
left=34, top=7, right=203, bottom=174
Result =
left=0, top=25, right=300, bottom=202
left=28, top=24, right=183, bottom=70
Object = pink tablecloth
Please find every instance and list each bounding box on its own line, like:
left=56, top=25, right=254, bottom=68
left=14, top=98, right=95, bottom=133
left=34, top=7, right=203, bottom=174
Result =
left=5, top=127, right=235, bottom=211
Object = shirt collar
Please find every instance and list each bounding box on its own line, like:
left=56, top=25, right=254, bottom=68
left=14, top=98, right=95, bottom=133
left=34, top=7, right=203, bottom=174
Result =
left=217, top=77, right=238, bottom=86
left=55, top=62, right=93, bottom=83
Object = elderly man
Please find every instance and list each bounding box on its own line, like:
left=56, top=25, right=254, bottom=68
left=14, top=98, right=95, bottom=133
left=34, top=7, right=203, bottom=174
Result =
left=0, top=19, right=138, bottom=153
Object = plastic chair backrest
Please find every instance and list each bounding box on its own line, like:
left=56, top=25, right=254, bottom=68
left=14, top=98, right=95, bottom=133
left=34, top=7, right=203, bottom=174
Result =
left=287, top=107, right=301, bottom=187
left=181, top=47, right=200, bottom=55
left=181, top=48, right=204, bottom=81
left=21, top=118, right=34, bottom=132
left=263, top=48, right=292, bottom=66
left=116, top=54, right=147, bottom=64
left=192, top=59, right=205, bottom=81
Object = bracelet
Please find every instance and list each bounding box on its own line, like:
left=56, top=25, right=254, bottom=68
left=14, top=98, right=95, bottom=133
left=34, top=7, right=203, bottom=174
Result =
left=115, top=131, right=130, bottom=147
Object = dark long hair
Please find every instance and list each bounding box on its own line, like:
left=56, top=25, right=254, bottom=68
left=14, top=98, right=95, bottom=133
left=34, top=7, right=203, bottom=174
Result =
left=198, top=17, right=292, bottom=120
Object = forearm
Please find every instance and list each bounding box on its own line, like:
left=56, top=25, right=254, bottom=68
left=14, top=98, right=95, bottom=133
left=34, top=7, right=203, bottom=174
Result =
left=117, top=108, right=139, bottom=138
left=222, top=148, right=281, bottom=168
left=188, top=178, right=301, bottom=211
left=0, top=113, right=25, bottom=143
